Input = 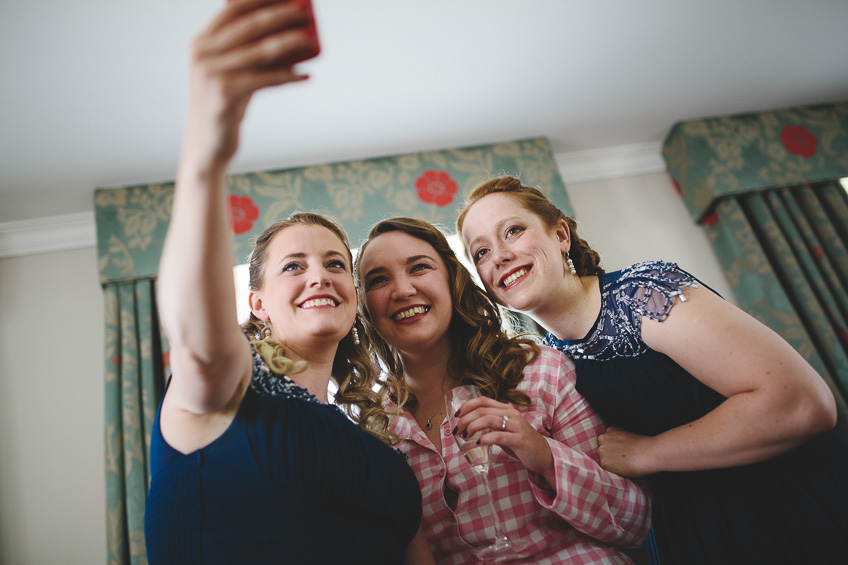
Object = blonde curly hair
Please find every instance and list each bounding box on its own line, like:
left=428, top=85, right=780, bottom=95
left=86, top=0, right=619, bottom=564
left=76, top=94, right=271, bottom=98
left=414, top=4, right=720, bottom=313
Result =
left=242, top=212, right=396, bottom=445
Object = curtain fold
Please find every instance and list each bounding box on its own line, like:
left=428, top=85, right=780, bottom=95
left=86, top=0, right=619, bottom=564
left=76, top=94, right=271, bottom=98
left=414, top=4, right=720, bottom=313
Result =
left=702, top=181, right=848, bottom=434
left=104, top=279, right=165, bottom=565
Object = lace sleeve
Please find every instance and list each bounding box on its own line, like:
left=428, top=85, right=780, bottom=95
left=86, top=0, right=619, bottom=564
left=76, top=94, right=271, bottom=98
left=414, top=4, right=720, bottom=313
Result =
left=615, top=261, right=698, bottom=323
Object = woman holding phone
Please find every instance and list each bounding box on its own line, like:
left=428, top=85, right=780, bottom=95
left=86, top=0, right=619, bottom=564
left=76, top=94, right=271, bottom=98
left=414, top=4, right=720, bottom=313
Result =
left=144, top=2, right=433, bottom=563
left=457, top=175, right=848, bottom=565
left=355, top=217, right=651, bottom=565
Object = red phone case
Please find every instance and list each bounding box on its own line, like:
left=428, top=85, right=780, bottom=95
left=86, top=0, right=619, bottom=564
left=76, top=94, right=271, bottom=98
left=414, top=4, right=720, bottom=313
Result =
left=226, top=0, right=321, bottom=60
left=290, top=0, right=321, bottom=60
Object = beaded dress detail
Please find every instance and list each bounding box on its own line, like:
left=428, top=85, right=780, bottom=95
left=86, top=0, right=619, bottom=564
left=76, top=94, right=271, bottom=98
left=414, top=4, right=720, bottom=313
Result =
left=545, top=261, right=697, bottom=360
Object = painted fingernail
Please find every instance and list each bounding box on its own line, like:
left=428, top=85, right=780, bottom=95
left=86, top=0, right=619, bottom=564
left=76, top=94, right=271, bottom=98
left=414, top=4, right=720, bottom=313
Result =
left=451, top=426, right=457, bottom=435
left=454, top=409, right=461, bottom=417
left=461, top=431, right=467, bottom=439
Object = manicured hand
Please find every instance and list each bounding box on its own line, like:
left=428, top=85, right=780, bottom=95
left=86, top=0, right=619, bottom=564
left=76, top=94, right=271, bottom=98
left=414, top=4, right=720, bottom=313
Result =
left=455, top=396, right=555, bottom=478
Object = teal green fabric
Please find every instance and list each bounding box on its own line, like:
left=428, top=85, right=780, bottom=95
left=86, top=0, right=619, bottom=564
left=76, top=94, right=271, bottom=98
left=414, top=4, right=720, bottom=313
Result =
left=104, top=280, right=166, bottom=565
left=94, top=137, right=569, bottom=564
left=95, top=137, right=571, bottom=285
left=663, top=101, right=848, bottom=436
left=701, top=183, right=848, bottom=436
left=663, top=102, right=848, bottom=223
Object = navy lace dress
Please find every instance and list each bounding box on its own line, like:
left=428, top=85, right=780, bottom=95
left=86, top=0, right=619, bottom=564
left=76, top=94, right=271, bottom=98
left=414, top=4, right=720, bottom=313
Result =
left=545, top=261, right=848, bottom=565
left=144, top=340, right=422, bottom=564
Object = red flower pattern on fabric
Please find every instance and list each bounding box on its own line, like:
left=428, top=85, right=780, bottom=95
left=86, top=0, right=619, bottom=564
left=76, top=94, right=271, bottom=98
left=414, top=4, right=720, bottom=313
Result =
left=414, top=170, right=458, bottom=207
left=671, top=178, right=682, bottom=196
left=780, top=125, right=818, bottom=159
left=699, top=210, right=720, bottom=226
left=812, top=247, right=824, bottom=261
left=838, top=327, right=848, bottom=348
left=228, top=194, right=260, bottom=235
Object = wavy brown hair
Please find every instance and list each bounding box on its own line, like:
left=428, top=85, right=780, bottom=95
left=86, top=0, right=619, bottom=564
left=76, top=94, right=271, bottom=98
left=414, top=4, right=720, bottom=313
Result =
left=456, top=176, right=604, bottom=277
left=243, top=212, right=395, bottom=445
left=354, top=217, right=538, bottom=411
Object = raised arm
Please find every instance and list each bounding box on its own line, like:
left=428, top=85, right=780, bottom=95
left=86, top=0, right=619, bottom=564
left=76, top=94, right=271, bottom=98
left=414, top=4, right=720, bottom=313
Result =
left=600, top=284, right=836, bottom=477
left=158, top=0, right=316, bottom=415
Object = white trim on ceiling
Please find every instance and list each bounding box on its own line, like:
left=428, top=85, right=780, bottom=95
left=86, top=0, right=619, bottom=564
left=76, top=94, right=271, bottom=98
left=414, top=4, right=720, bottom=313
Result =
left=555, top=141, right=665, bottom=184
left=0, top=212, right=97, bottom=259
left=0, top=141, right=667, bottom=259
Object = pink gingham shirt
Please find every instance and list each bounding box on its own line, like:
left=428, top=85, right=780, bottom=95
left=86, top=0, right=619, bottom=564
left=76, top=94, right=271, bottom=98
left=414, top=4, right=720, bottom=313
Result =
left=388, top=346, right=651, bottom=564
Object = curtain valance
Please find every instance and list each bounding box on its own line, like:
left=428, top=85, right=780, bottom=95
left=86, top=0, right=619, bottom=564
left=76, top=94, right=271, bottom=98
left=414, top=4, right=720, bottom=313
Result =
left=93, top=137, right=570, bottom=285
left=662, top=102, right=848, bottom=223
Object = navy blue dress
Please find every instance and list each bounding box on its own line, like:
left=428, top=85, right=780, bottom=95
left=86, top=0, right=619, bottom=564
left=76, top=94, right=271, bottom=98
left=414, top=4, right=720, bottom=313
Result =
left=545, top=261, right=848, bottom=565
left=144, top=340, right=422, bottom=564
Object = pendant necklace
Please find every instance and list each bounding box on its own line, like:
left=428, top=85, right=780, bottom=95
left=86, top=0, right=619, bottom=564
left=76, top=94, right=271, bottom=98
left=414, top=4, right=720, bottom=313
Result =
left=424, top=403, right=443, bottom=430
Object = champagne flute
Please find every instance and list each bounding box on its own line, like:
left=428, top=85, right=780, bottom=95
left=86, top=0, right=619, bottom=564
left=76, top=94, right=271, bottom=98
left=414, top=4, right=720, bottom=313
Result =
left=445, top=385, right=527, bottom=560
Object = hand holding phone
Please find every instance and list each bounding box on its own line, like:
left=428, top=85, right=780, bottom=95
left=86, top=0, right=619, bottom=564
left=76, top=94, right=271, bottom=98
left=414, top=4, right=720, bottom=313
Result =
left=226, top=0, right=320, bottom=61
left=290, top=0, right=320, bottom=60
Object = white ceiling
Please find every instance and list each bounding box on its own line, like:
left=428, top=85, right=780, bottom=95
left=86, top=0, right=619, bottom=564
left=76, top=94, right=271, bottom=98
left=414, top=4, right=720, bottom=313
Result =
left=2, top=0, right=847, bottom=225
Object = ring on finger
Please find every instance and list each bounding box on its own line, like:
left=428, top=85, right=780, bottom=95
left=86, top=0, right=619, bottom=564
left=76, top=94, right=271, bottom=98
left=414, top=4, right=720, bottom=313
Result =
left=501, top=415, right=509, bottom=431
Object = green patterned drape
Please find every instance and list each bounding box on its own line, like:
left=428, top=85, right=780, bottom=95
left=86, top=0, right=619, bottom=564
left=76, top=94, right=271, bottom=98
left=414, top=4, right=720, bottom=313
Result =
left=104, top=280, right=166, bottom=565
left=94, top=137, right=570, bottom=564
left=663, top=102, right=848, bottom=223
left=663, top=102, right=848, bottom=436
left=95, top=137, right=571, bottom=284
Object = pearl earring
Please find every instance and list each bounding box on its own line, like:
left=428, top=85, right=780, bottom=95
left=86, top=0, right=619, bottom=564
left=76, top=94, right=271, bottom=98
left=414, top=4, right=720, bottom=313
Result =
left=565, top=252, right=577, bottom=275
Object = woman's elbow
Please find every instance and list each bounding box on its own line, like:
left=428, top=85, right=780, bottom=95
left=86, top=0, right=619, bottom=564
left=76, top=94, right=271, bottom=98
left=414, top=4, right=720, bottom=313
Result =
left=793, top=381, right=837, bottom=438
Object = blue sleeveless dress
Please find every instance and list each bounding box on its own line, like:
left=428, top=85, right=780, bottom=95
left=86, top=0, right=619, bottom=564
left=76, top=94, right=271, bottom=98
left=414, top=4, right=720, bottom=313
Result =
left=545, top=261, right=848, bottom=565
left=144, top=340, right=422, bottom=564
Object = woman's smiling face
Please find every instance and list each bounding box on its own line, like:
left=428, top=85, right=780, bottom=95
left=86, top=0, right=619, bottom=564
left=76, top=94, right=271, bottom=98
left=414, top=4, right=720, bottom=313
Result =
left=358, top=230, right=454, bottom=356
left=460, top=192, right=570, bottom=314
left=250, top=224, right=357, bottom=346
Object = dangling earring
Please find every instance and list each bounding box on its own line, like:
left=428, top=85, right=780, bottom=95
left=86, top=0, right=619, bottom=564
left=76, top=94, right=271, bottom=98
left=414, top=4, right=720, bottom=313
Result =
left=254, top=318, right=308, bottom=376
left=351, top=325, right=361, bottom=345
left=261, top=319, right=273, bottom=340
left=565, top=252, right=577, bottom=275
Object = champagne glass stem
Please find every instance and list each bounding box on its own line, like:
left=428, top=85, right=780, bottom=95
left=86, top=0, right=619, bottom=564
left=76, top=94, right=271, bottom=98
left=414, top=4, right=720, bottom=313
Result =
left=478, top=466, right=507, bottom=544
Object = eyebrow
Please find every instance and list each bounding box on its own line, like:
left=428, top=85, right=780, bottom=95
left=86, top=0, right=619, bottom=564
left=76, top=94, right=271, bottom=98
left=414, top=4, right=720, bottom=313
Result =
left=467, top=217, right=519, bottom=250
left=279, top=250, right=348, bottom=263
left=362, top=254, right=435, bottom=280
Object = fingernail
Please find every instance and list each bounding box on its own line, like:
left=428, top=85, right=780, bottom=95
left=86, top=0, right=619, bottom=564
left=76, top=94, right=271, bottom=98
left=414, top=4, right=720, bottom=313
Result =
left=451, top=426, right=457, bottom=436
left=454, top=409, right=460, bottom=417
left=461, top=431, right=467, bottom=439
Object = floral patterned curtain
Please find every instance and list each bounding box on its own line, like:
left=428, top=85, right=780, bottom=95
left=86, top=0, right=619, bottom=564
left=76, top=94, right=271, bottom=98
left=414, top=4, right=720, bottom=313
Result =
left=93, top=137, right=572, bottom=564
left=103, top=280, right=166, bottom=564
left=663, top=102, right=848, bottom=435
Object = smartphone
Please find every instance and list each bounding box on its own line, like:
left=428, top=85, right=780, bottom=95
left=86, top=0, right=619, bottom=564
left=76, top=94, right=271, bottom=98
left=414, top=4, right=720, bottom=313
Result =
left=290, top=0, right=321, bottom=60
left=226, top=0, right=321, bottom=61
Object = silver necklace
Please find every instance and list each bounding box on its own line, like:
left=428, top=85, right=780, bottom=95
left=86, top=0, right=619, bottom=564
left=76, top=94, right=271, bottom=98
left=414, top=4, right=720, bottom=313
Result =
left=424, top=403, right=443, bottom=430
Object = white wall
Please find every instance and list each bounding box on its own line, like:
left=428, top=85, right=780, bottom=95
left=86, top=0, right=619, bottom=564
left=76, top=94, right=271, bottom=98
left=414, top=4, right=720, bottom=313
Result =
left=566, top=171, right=735, bottom=302
left=0, top=247, right=106, bottom=564
left=0, top=169, right=732, bottom=564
